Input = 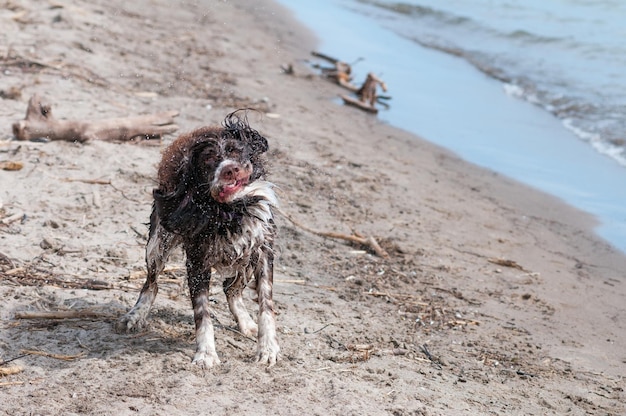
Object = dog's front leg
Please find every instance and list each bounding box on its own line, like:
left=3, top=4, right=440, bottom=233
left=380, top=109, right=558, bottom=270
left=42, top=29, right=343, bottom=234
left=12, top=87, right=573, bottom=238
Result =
left=117, top=209, right=179, bottom=332
left=186, top=245, right=220, bottom=368
left=254, top=250, right=280, bottom=367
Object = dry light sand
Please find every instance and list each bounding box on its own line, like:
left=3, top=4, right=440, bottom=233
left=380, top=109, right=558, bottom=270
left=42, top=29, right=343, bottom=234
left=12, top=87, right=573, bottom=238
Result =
left=0, top=0, right=625, bottom=415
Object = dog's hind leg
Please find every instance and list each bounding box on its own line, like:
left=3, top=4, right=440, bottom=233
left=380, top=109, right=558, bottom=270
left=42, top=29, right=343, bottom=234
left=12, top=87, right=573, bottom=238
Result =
left=116, top=208, right=180, bottom=332
left=224, top=273, right=258, bottom=338
left=186, top=244, right=221, bottom=368
left=254, top=249, right=280, bottom=367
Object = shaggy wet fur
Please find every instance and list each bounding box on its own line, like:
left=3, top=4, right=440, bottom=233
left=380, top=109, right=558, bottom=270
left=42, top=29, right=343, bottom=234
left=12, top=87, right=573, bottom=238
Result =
left=117, top=113, right=279, bottom=368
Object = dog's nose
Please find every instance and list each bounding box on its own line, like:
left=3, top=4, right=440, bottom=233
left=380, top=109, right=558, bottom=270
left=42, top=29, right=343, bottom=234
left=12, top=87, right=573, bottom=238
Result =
left=221, top=164, right=240, bottom=181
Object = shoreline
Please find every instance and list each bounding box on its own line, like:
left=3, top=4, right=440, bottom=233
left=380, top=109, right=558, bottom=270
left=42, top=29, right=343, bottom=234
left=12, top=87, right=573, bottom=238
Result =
left=0, top=0, right=624, bottom=414
left=278, top=0, right=626, bottom=255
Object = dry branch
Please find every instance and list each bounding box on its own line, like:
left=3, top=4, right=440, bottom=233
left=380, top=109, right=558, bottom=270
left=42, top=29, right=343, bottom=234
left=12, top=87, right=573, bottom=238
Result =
left=341, top=73, right=388, bottom=114
left=1, top=263, right=114, bottom=290
left=62, top=177, right=112, bottom=185
left=0, top=381, right=24, bottom=387
left=14, top=310, right=113, bottom=320
left=19, top=350, right=86, bottom=361
left=0, top=51, right=109, bottom=87
left=0, top=366, right=23, bottom=377
left=311, top=51, right=360, bottom=90
left=1, top=212, right=24, bottom=225
left=0, top=161, right=23, bottom=171
left=487, top=258, right=528, bottom=272
left=279, top=209, right=389, bottom=258
left=365, top=291, right=429, bottom=305
left=13, top=94, right=179, bottom=142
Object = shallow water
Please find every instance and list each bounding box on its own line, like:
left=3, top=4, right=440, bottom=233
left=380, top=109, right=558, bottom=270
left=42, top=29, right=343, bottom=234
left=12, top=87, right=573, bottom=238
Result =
left=278, top=0, right=626, bottom=253
left=358, top=0, right=626, bottom=167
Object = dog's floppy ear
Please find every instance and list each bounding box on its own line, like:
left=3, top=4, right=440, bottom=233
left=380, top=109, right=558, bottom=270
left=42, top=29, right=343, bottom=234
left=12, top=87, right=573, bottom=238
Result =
left=154, top=139, right=213, bottom=236
left=153, top=178, right=206, bottom=236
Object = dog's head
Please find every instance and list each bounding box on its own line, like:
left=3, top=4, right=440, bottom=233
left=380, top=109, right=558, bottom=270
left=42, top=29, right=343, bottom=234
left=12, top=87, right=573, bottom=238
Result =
left=155, top=111, right=270, bottom=235
left=192, top=113, right=268, bottom=204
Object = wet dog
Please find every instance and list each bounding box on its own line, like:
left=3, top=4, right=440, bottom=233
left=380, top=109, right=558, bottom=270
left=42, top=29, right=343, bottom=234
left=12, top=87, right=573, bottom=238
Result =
left=117, top=112, right=279, bottom=368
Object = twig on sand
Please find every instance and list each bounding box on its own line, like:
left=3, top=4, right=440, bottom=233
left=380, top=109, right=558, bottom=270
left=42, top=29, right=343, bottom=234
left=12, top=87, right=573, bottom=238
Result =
left=487, top=257, right=529, bottom=272
left=0, top=366, right=23, bottom=377
left=19, top=350, right=86, bottom=361
left=364, top=291, right=429, bottom=305
left=0, top=354, right=29, bottom=367
left=0, top=161, right=23, bottom=171
left=278, top=209, right=390, bottom=259
left=62, top=177, right=112, bottom=185
left=0, top=212, right=25, bottom=225
left=14, top=309, right=113, bottom=320
left=420, top=344, right=442, bottom=369
left=7, top=273, right=113, bottom=290
left=0, top=381, right=24, bottom=387
left=304, top=323, right=334, bottom=334
left=0, top=353, right=26, bottom=378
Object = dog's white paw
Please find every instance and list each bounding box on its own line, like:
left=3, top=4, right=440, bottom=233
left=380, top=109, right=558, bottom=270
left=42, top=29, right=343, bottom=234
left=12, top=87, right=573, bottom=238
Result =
left=239, top=320, right=258, bottom=338
left=115, top=312, right=146, bottom=333
left=192, top=351, right=221, bottom=368
left=255, top=339, right=280, bottom=368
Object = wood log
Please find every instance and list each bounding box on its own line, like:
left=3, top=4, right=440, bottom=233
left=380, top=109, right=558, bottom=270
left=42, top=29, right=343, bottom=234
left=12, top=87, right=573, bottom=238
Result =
left=340, top=73, right=388, bottom=114
left=12, top=94, right=179, bottom=142
left=14, top=310, right=112, bottom=320
left=311, top=51, right=360, bottom=91
left=340, top=94, right=379, bottom=114
left=357, top=72, right=387, bottom=107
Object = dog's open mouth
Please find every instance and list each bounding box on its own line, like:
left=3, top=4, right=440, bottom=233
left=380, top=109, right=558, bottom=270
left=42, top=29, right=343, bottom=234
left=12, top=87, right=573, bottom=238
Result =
left=217, top=178, right=249, bottom=202
left=211, top=160, right=254, bottom=203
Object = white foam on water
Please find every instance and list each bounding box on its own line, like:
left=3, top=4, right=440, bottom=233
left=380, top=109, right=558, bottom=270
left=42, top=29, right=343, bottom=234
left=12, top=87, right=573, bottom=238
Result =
left=563, top=119, right=626, bottom=167
left=502, top=83, right=524, bottom=99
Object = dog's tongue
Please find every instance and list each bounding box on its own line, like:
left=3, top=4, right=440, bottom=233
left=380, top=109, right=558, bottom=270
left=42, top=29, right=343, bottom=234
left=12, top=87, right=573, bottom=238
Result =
left=217, top=180, right=243, bottom=202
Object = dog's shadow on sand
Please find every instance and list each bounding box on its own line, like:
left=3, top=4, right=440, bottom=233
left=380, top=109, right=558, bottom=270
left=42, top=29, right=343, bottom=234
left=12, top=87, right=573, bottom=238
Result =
left=3, top=296, right=228, bottom=369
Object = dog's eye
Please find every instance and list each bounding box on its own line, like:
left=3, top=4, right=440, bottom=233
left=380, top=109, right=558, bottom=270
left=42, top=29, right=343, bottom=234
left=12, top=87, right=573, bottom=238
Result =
left=199, top=147, right=219, bottom=164
left=224, top=144, right=241, bottom=156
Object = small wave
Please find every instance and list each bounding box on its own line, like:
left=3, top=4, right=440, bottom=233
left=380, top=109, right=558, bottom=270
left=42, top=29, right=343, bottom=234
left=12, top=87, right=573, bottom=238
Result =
left=507, top=29, right=562, bottom=45
left=359, top=0, right=470, bottom=25
left=563, top=119, right=626, bottom=167
left=502, top=82, right=542, bottom=106
left=503, top=83, right=524, bottom=99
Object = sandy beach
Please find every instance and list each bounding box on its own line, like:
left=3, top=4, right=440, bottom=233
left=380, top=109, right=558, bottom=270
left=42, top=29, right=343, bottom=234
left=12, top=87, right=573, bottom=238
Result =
left=1, top=0, right=625, bottom=415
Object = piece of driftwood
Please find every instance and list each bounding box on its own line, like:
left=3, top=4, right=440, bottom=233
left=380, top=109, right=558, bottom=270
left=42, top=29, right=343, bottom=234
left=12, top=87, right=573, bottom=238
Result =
left=357, top=73, right=387, bottom=107
left=311, top=51, right=360, bottom=90
left=311, top=52, right=390, bottom=113
left=280, top=209, right=389, bottom=259
left=12, top=94, right=179, bottom=142
left=340, top=94, right=379, bottom=113
left=341, top=72, right=388, bottom=113
left=19, top=349, right=86, bottom=361
left=14, top=310, right=113, bottom=320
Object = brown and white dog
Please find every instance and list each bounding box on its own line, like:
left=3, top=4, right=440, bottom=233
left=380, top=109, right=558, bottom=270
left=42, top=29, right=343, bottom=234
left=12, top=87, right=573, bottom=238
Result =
left=116, top=112, right=279, bottom=368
